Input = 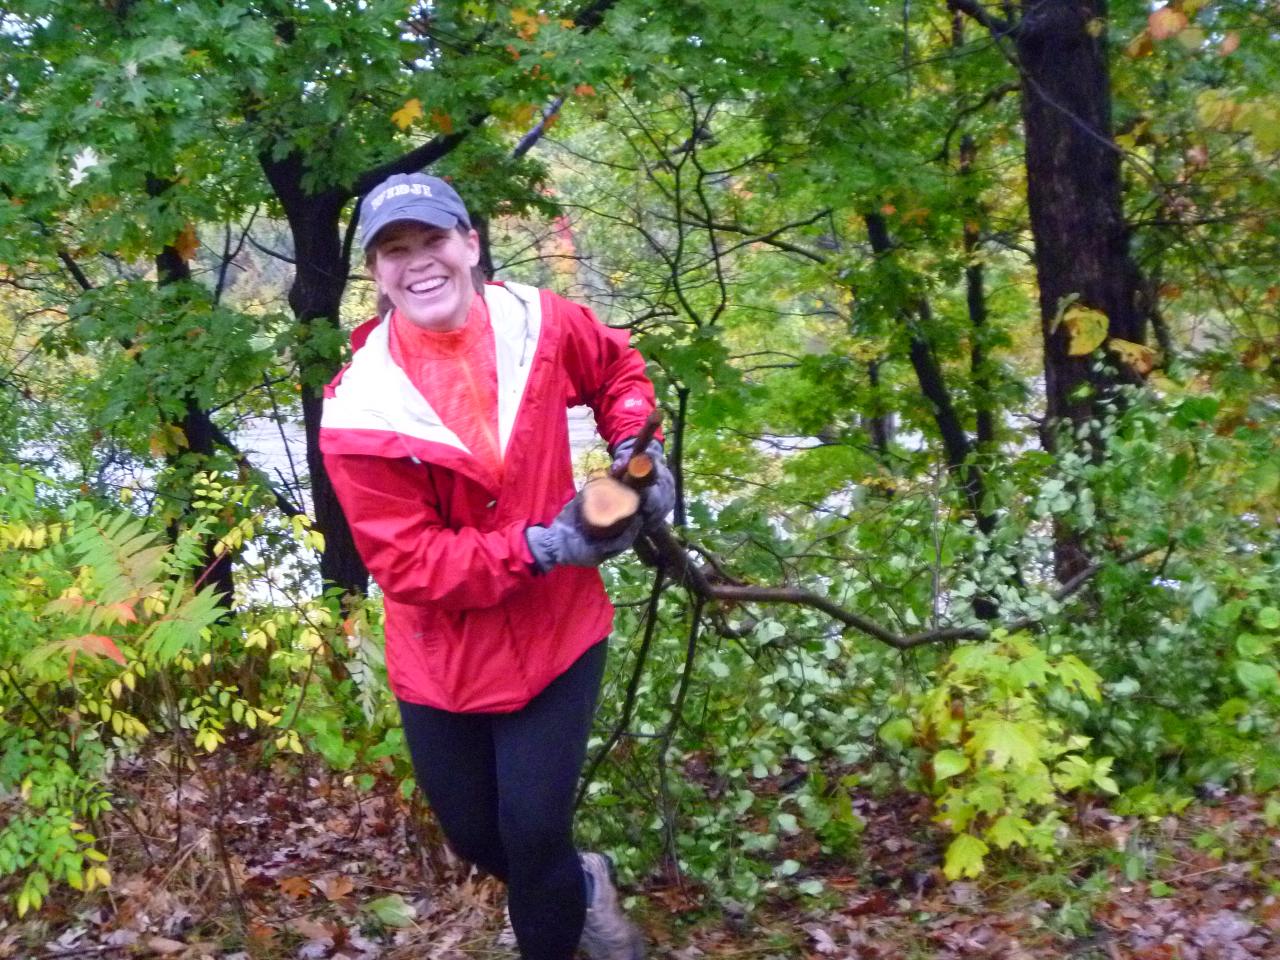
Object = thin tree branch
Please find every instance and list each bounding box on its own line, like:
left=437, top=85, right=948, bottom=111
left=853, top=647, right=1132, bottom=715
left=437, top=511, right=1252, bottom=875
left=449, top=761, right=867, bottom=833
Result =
left=946, top=0, right=1015, bottom=37
left=208, top=423, right=305, bottom=518
left=576, top=569, right=666, bottom=808
left=641, top=524, right=1163, bottom=651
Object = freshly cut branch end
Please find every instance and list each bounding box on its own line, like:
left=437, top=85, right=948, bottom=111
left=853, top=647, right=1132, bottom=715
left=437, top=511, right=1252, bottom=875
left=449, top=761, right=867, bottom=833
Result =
left=623, top=452, right=655, bottom=488
left=581, top=475, right=641, bottom=539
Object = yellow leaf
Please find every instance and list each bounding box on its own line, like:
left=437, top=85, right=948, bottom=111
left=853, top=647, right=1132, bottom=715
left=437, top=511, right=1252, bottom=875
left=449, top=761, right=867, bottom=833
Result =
left=510, top=7, right=540, bottom=39
left=1085, top=17, right=1105, bottom=38
left=391, top=98, right=423, bottom=130
left=509, top=101, right=537, bottom=128
left=1196, top=90, right=1238, bottom=130
left=174, top=223, right=199, bottom=262
left=1108, top=339, right=1158, bottom=376
left=1237, top=102, right=1280, bottom=153
left=1148, top=7, right=1187, bottom=41
left=1126, top=30, right=1154, bottom=59
left=1176, top=27, right=1205, bottom=51
left=1063, top=305, right=1109, bottom=356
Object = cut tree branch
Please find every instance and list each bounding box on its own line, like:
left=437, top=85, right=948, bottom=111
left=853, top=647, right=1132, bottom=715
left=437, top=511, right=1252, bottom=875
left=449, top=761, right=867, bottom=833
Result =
left=640, top=524, right=1162, bottom=651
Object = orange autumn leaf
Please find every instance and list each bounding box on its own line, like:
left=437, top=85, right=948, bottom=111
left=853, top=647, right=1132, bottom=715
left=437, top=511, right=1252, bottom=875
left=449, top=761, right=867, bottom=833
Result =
left=63, top=634, right=127, bottom=678
left=320, top=875, right=354, bottom=901
left=1126, top=30, right=1154, bottom=58
left=574, top=84, right=596, bottom=97
left=510, top=8, right=540, bottom=40
left=278, top=876, right=314, bottom=899
left=429, top=109, right=454, bottom=134
left=1220, top=31, right=1240, bottom=56
left=1148, top=7, right=1187, bottom=42
left=174, top=223, right=199, bottom=262
left=108, top=602, right=138, bottom=625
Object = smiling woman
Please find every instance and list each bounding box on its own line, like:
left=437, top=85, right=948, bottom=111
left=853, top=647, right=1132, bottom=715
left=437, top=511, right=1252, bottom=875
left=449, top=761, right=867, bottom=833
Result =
left=319, top=173, right=670, bottom=960
left=368, top=221, right=480, bottom=332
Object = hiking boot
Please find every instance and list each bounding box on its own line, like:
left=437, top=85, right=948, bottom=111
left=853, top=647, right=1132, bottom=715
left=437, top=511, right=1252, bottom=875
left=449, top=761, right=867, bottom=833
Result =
left=579, top=852, right=646, bottom=960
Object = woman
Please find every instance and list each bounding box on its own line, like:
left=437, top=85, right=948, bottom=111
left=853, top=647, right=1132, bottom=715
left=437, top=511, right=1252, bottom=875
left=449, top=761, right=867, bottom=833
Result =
left=320, top=172, right=673, bottom=960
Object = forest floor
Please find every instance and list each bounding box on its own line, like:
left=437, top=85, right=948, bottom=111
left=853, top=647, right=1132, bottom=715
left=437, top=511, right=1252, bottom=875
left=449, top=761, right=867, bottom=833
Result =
left=3, top=749, right=1279, bottom=960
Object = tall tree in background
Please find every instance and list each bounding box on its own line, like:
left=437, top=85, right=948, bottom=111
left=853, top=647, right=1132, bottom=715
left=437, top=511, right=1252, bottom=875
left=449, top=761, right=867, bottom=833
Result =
left=950, top=0, right=1152, bottom=577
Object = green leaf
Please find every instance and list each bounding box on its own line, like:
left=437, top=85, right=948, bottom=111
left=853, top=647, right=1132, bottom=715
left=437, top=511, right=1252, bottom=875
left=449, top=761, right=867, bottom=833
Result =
left=776, top=812, right=800, bottom=834
left=1235, top=660, right=1280, bottom=696
left=366, top=894, right=417, bottom=927
left=1053, top=754, right=1093, bottom=791
left=1257, top=606, right=1280, bottom=631
left=943, top=834, right=989, bottom=880
left=932, top=749, right=969, bottom=782
left=1055, top=655, right=1102, bottom=701
left=1237, top=634, right=1273, bottom=658
left=877, top=716, right=914, bottom=751
left=969, top=717, right=1042, bottom=770
left=988, top=814, right=1032, bottom=850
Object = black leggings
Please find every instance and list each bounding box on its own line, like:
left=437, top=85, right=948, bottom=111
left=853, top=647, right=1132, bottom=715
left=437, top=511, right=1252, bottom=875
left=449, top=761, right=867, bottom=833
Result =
left=398, top=641, right=607, bottom=960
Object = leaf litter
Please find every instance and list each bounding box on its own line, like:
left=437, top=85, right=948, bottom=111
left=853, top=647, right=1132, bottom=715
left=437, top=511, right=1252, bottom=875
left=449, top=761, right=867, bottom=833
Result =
left=2, top=747, right=1278, bottom=959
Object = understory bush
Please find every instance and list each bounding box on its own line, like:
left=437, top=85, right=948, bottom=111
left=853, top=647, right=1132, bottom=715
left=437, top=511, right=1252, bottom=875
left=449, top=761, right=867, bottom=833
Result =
left=1, top=385, right=1277, bottom=914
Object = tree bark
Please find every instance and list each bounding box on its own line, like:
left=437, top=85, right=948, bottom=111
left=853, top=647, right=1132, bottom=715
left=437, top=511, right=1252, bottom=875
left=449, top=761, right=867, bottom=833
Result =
left=959, top=135, right=996, bottom=452
left=260, top=151, right=369, bottom=597
left=1015, top=0, right=1148, bottom=578
left=1017, top=1, right=1146, bottom=430
left=864, top=213, right=999, bottom=619
left=150, top=198, right=234, bottom=609
left=864, top=214, right=993, bottom=535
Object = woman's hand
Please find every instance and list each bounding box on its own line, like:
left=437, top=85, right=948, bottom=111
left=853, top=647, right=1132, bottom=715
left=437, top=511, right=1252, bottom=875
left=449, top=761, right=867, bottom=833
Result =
left=611, top=438, right=676, bottom=527
left=525, top=496, right=642, bottom=573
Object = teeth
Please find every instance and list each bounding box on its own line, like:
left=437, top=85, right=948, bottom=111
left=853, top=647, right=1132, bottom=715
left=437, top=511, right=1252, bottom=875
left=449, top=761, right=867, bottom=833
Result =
left=408, top=277, right=447, bottom=295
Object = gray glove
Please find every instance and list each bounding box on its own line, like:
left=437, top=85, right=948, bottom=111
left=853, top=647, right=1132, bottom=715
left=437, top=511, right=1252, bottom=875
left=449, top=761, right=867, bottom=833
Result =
left=611, top=437, right=676, bottom=526
left=525, top=495, right=642, bottom=574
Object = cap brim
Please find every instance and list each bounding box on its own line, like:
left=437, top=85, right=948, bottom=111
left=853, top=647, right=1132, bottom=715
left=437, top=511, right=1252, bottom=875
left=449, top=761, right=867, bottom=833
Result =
left=362, top=213, right=462, bottom=250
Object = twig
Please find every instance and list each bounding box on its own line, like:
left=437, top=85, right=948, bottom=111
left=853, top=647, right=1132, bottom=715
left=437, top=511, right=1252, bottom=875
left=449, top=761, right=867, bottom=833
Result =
left=576, top=569, right=666, bottom=808
left=947, top=0, right=1015, bottom=37
left=655, top=596, right=705, bottom=875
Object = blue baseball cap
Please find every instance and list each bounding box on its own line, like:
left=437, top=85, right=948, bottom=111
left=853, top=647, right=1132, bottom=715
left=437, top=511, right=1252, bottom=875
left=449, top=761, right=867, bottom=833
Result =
left=358, top=173, right=471, bottom=250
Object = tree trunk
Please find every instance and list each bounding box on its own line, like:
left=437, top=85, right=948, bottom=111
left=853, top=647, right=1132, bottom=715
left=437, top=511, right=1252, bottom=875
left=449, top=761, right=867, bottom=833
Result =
left=864, top=213, right=999, bottom=619
left=261, top=151, right=369, bottom=597
left=1018, top=0, right=1146, bottom=428
left=153, top=231, right=234, bottom=609
left=1016, top=0, right=1148, bottom=578
left=959, top=135, right=996, bottom=452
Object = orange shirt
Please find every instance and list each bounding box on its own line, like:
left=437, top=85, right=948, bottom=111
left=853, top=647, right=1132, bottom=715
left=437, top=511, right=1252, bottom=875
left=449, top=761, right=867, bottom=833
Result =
left=388, top=294, right=503, bottom=487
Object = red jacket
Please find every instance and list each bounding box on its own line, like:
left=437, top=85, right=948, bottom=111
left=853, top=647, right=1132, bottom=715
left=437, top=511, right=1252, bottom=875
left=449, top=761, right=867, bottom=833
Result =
left=320, top=281, right=658, bottom=712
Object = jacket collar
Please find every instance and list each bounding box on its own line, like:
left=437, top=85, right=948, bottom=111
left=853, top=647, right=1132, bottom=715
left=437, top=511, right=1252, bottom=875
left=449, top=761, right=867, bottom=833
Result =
left=320, top=282, right=543, bottom=483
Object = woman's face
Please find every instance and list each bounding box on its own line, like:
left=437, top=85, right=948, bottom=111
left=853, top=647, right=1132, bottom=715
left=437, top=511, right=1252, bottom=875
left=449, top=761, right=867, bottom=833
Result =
left=370, top=221, right=480, bottom=331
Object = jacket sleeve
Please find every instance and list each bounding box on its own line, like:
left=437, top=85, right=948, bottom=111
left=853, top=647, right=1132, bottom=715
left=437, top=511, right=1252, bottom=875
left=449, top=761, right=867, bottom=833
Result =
left=557, top=296, right=661, bottom=448
left=324, top=453, right=535, bottom=611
